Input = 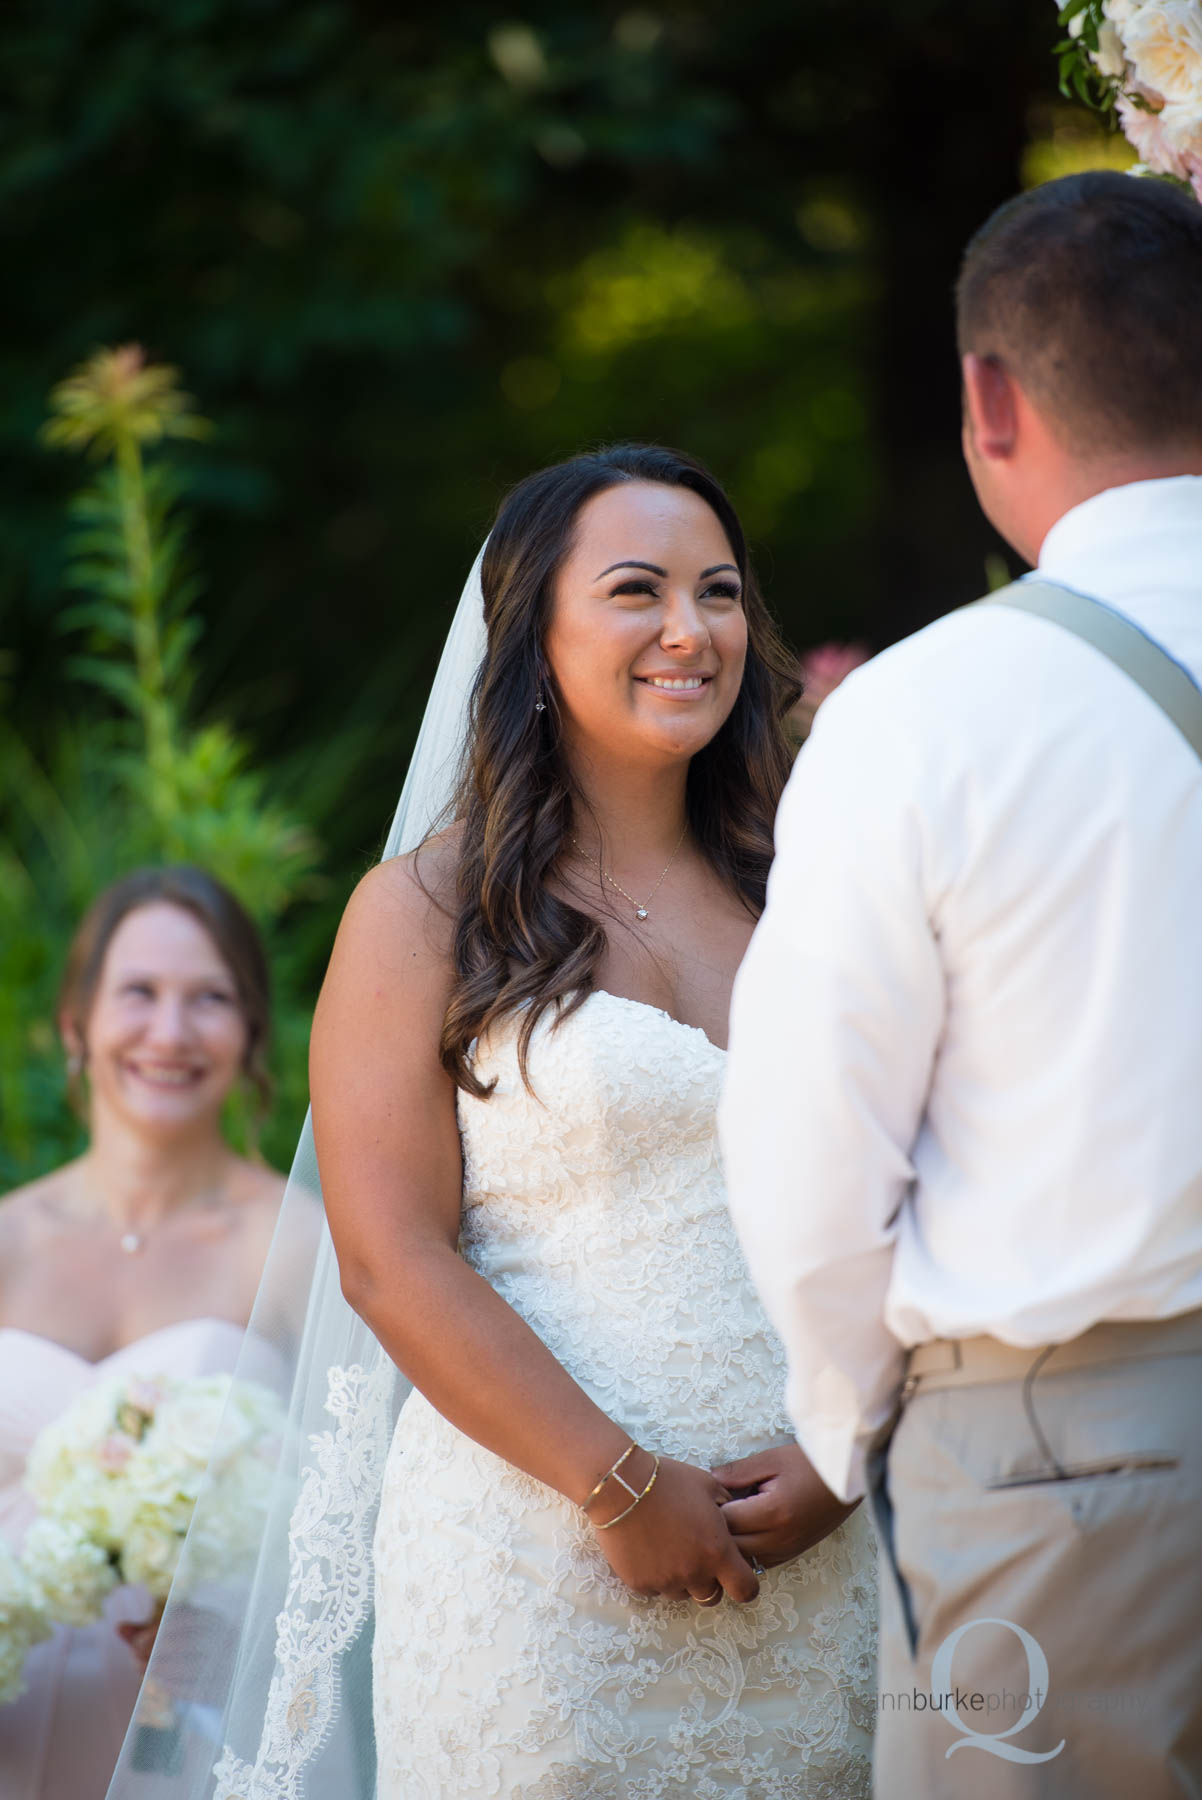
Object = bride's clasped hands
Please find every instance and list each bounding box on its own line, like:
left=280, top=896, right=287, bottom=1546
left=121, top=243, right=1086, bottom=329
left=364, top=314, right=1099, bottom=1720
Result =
left=575, top=1443, right=757, bottom=1606
left=583, top=1438, right=855, bottom=1600
left=714, top=1440, right=861, bottom=1571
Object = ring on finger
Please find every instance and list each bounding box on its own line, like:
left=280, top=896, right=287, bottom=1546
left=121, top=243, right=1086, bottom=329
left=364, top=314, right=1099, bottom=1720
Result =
left=697, top=1585, right=722, bottom=1606
left=750, top=1556, right=766, bottom=1576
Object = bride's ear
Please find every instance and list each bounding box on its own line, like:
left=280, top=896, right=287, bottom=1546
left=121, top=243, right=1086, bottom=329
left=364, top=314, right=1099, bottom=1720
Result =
left=961, top=352, right=1019, bottom=463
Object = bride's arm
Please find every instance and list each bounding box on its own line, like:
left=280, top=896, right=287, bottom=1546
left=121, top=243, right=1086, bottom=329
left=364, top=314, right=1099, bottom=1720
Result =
left=311, top=856, right=758, bottom=1607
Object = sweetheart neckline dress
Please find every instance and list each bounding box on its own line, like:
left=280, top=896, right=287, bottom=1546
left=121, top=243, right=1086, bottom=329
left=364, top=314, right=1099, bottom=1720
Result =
left=0, top=1318, right=249, bottom=1800
left=371, top=988, right=877, bottom=1798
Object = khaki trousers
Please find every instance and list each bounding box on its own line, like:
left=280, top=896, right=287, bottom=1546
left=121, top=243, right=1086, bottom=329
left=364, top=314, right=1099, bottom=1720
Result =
left=867, top=1309, right=1202, bottom=1800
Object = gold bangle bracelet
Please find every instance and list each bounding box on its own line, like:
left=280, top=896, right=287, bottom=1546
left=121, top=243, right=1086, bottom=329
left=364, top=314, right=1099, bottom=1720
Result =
left=581, top=1442, right=637, bottom=1513
left=594, top=1455, right=660, bottom=1529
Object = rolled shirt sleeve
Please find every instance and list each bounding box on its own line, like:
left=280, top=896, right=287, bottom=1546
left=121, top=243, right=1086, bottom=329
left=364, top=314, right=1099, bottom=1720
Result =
left=719, top=669, right=944, bottom=1501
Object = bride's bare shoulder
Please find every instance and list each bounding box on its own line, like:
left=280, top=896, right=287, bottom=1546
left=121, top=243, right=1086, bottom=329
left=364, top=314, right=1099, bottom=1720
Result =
left=335, top=824, right=464, bottom=971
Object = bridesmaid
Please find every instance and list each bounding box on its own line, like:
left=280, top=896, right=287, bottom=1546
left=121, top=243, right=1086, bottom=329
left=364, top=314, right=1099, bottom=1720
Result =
left=0, top=867, right=286, bottom=1800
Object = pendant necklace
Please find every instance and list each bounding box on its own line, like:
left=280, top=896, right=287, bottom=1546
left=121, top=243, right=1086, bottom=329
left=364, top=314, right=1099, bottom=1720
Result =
left=113, top=1190, right=225, bottom=1254
left=570, top=825, right=688, bottom=922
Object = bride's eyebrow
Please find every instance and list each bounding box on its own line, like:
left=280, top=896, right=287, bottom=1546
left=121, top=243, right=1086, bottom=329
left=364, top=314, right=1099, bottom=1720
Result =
left=594, top=561, right=741, bottom=580
left=595, top=560, right=668, bottom=579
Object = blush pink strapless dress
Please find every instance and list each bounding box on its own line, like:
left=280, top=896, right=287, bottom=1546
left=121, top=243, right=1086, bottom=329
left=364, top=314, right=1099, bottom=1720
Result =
left=0, top=1320, right=249, bottom=1800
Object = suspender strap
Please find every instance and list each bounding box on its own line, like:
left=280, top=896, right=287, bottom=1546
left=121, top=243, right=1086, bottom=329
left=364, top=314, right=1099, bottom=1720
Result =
left=977, top=579, right=1202, bottom=766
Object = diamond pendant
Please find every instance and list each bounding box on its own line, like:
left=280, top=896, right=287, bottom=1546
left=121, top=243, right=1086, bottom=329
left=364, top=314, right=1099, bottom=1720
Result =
left=635, top=907, right=649, bottom=921
left=120, top=1232, right=142, bottom=1255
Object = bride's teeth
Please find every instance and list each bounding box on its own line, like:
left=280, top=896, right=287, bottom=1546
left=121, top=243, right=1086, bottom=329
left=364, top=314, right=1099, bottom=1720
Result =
left=647, top=677, right=705, bottom=690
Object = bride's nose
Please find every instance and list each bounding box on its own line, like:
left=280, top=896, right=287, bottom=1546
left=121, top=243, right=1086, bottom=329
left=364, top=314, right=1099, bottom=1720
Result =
left=660, top=591, right=712, bottom=655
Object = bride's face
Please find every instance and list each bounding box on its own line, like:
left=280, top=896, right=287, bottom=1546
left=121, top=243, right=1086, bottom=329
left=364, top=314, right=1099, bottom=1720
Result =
left=544, top=481, right=748, bottom=769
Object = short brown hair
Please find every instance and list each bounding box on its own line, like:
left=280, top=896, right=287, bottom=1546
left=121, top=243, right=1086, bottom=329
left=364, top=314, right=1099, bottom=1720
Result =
left=956, top=171, right=1202, bottom=455
left=58, top=866, right=273, bottom=1120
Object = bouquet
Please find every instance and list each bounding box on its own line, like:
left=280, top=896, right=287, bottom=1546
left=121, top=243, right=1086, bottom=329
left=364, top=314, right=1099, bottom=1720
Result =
left=19, top=1371, right=284, bottom=1631
left=0, top=1535, right=50, bottom=1704
left=1055, top=0, right=1202, bottom=200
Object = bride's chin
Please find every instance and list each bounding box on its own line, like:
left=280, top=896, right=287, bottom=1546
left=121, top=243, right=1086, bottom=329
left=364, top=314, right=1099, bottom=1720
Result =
left=612, top=730, right=716, bottom=766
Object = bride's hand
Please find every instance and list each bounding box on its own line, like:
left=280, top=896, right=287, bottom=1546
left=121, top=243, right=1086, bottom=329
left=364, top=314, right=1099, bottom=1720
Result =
left=587, top=1452, right=760, bottom=1606
left=711, top=1442, right=858, bottom=1569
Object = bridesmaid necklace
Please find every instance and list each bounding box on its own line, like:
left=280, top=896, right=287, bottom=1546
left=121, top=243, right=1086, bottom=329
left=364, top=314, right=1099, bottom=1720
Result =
left=115, top=1187, right=227, bottom=1255
left=570, top=825, right=688, bottom=922
left=45, top=1164, right=231, bottom=1255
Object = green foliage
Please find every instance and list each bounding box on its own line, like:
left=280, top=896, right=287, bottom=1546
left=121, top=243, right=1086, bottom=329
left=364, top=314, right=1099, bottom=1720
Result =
left=0, top=0, right=1060, bottom=1181
left=1052, top=0, right=1158, bottom=119
left=0, top=349, right=322, bottom=1186
left=1, top=3, right=1053, bottom=849
left=1054, top=1, right=1117, bottom=114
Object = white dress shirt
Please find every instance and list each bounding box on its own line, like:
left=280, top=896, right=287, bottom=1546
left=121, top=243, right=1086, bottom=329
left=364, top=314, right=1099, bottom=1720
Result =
left=720, top=476, right=1202, bottom=1503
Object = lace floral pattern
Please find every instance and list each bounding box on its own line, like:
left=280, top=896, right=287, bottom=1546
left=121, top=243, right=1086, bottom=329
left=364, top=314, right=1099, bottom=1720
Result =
left=213, top=1358, right=395, bottom=1800
left=373, top=991, right=877, bottom=1798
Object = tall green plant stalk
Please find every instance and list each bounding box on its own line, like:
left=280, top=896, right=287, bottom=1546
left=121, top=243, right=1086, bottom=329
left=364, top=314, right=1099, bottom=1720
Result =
left=115, top=430, right=175, bottom=827
left=42, top=346, right=206, bottom=835
left=1, top=348, right=323, bottom=1184
left=40, top=345, right=320, bottom=919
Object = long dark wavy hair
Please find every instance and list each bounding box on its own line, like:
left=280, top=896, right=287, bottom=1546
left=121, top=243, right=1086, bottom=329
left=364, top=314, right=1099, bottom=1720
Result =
left=435, top=444, right=801, bottom=1097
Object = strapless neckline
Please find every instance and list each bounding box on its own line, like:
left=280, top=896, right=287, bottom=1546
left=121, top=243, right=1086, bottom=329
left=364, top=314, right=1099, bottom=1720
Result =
left=0, top=1317, right=247, bottom=1371
left=585, top=986, right=728, bottom=1055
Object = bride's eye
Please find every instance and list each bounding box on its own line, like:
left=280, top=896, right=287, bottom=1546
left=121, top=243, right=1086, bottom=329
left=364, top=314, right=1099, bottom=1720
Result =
left=702, top=581, right=741, bottom=603
left=610, top=580, right=659, bottom=601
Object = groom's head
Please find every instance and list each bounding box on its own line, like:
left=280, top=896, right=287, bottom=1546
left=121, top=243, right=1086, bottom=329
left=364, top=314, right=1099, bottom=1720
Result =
left=955, top=170, right=1202, bottom=564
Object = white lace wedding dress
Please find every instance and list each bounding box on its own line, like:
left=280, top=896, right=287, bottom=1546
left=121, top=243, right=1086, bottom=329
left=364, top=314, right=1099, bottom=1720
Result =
left=372, top=989, right=876, bottom=1799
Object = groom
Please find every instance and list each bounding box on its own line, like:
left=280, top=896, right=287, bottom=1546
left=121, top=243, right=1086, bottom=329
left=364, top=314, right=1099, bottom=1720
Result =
left=720, top=170, right=1202, bottom=1799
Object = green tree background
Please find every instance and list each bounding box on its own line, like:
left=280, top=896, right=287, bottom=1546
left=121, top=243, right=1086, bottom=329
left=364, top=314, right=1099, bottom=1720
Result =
left=0, top=0, right=1130, bottom=1181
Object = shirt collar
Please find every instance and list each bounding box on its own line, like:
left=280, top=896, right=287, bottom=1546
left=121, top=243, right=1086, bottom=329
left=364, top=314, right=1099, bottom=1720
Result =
left=1037, top=476, right=1202, bottom=613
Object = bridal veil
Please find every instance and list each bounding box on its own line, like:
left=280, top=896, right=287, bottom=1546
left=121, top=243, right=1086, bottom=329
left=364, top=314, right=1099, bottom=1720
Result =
left=106, top=548, right=488, bottom=1800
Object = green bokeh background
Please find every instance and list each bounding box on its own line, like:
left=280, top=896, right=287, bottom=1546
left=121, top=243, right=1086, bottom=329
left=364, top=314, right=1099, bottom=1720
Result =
left=0, top=0, right=1133, bottom=1180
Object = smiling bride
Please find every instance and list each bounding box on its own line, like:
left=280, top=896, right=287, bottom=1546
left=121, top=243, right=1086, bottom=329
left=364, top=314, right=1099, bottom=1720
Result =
left=310, top=445, right=877, bottom=1797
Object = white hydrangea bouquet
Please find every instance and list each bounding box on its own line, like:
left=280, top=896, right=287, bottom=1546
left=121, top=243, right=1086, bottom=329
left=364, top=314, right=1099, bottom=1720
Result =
left=18, top=1371, right=284, bottom=1634
left=0, top=1536, right=50, bottom=1704
left=1055, top=0, right=1202, bottom=200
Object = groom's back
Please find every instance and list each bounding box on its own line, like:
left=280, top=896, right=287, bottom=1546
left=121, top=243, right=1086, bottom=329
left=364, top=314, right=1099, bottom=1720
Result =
left=819, top=484, right=1202, bottom=1344
left=723, top=172, right=1202, bottom=1797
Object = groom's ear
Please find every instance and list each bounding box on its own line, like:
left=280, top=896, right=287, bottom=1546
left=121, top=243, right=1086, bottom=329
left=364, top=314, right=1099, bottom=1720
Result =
left=961, top=352, right=1019, bottom=463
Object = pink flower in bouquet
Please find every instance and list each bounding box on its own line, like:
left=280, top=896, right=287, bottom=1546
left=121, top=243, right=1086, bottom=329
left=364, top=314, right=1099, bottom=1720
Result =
left=124, top=1376, right=170, bottom=1413
left=1159, top=94, right=1202, bottom=194
left=1118, top=87, right=1184, bottom=169
left=1123, top=1, right=1202, bottom=104
left=96, top=1433, right=136, bottom=1473
left=1118, top=88, right=1202, bottom=192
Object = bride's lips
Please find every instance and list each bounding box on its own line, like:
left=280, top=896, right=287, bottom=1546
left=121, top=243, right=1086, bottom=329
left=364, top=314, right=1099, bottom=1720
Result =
left=634, top=674, right=715, bottom=700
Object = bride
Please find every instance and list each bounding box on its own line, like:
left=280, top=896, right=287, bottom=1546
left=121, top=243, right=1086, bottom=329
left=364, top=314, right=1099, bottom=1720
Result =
left=309, top=443, right=877, bottom=1797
